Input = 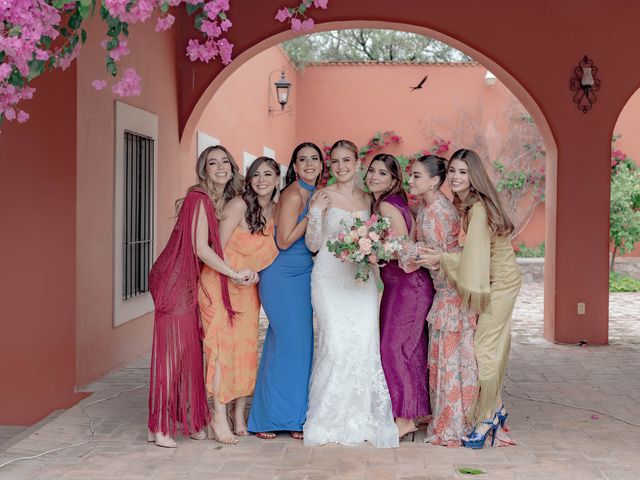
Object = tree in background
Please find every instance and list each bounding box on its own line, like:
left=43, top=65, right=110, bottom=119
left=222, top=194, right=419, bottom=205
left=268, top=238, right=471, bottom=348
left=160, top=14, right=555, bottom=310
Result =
left=609, top=141, right=640, bottom=271
left=423, top=97, right=546, bottom=237
left=283, top=29, right=471, bottom=66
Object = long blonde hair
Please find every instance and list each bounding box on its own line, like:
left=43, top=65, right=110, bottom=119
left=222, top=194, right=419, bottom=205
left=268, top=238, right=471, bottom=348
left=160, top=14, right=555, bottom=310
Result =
left=449, top=148, right=514, bottom=237
left=176, top=145, right=244, bottom=217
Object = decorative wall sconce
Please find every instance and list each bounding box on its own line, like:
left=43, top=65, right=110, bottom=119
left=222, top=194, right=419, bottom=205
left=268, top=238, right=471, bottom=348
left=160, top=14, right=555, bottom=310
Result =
left=484, top=70, right=497, bottom=86
left=268, top=69, right=292, bottom=115
left=570, top=55, right=601, bottom=113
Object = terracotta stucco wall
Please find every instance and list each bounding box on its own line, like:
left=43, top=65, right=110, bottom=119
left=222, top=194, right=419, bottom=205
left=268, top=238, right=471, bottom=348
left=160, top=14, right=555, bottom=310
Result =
left=74, top=16, right=182, bottom=387
left=193, top=46, right=297, bottom=172
left=0, top=67, right=83, bottom=424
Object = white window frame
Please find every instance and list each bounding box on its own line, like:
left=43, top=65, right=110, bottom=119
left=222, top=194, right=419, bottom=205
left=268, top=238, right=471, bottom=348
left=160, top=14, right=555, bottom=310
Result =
left=113, top=101, right=158, bottom=327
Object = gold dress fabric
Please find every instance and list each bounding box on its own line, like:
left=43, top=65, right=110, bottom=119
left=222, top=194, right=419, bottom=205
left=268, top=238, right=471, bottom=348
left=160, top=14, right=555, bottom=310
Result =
left=440, top=202, right=521, bottom=425
left=199, top=222, right=278, bottom=403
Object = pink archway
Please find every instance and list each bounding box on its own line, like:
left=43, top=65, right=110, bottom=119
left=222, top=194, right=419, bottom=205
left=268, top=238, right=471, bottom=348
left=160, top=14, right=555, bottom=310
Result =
left=178, top=16, right=575, bottom=341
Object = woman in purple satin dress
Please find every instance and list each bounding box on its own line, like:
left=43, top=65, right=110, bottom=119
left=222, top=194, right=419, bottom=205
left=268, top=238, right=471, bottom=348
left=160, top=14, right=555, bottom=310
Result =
left=365, top=154, right=435, bottom=438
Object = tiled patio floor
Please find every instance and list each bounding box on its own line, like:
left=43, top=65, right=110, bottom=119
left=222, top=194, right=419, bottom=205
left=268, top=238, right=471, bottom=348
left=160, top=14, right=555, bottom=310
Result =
left=1, top=286, right=639, bottom=479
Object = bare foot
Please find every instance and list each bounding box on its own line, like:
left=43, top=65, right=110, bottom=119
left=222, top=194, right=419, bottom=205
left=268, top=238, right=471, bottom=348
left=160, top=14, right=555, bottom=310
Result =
left=290, top=431, right=303, bottom=440
left=210, top=411, right=238, bottom=445
left=255, top=431, right=277, bottom=439
left=396, top=417, right=418, bottom=438
left=231, top=409, right=249, bottom=437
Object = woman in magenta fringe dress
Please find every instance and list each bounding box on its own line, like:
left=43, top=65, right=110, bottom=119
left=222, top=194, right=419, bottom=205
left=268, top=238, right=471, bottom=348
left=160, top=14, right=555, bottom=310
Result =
left=147, top=146, right=251, bottom=448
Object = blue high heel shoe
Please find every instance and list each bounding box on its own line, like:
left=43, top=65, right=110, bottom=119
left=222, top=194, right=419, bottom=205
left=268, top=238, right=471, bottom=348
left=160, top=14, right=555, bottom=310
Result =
left=496, top=405, right=509, bottom=428
left=461, top=415, right=499, bottom=449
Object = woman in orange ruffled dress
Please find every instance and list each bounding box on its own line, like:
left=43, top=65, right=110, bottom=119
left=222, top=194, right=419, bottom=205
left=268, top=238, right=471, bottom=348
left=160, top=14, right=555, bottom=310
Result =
left=199, top=156, right=279, bottom=445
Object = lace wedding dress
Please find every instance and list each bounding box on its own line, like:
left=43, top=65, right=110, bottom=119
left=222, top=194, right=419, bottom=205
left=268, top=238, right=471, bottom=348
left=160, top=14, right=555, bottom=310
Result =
left=302, top=207, right=399, bottom=448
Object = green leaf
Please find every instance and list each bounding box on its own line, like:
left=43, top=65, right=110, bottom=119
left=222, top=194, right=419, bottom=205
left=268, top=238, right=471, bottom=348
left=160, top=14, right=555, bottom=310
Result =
left=41, top=36, right=53, bottom=49
left=78, top=4, right=90, bottom=19
left=0, top=52, right=5, bottom=62
left=458, top=467, right=485, bottom=475
left=52, top=0, right=65, bottom=8
left=79, top=0, right=93, bottom=6
left=8, top=25, right=22, bottom=36
left=106, top=37, right=119, bottom=50
left=27, top=60, right=46, bottom=81
left=186, top=3, right=201, bottom=15
left=106, top=59, right=118, bottom=76
left=68, top=13, right=82, bottom=29
left=8, top=69, right=25, bottom=88
left=107, top=22, right=122, bottom=37
left=160, top=1, right=169, bottom=13
left=81, top=29, right=87, bottom=44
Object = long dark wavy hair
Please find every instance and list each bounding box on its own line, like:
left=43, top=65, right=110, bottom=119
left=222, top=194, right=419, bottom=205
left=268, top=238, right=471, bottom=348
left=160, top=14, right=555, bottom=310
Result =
left=367, top=153, right=407, bottom=214
left=242, top=156, right=280, bottom=235
left=449, top=148, right=515, bottom=237
left=415, top=154, right=447, bottom=189
left=284, top=142, right=325, bottom=188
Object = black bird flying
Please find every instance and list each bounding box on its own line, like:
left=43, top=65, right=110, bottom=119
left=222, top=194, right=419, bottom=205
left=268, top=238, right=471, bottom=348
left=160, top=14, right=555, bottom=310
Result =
left=410, top=74, right=428, bottom=91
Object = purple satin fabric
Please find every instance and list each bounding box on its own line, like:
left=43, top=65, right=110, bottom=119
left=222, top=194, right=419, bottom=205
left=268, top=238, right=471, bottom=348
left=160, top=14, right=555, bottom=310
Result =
left=379, top=194, right=435, bottom=418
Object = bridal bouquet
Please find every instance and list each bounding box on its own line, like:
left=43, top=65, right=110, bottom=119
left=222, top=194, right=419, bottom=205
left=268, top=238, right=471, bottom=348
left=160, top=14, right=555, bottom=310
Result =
left=326, top=212, right=403, bottom=281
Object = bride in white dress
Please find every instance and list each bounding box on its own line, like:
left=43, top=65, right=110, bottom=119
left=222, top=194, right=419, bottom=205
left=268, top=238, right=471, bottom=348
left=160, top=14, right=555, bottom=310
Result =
left=303, top=140, right=399, bottom=448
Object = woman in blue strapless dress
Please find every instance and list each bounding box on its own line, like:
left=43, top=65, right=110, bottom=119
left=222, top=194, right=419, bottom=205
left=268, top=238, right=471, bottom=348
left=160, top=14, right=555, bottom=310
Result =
left=248, top=142, right=324, bottom=439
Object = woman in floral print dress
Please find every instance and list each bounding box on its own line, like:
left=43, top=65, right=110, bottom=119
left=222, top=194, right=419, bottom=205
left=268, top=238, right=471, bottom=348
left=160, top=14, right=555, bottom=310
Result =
left=400, top=155, right=478, bottom=447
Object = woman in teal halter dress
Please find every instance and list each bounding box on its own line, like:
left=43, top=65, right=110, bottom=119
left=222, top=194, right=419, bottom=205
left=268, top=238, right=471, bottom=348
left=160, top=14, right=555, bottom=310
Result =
left=248, top=143, right=324, bottom=438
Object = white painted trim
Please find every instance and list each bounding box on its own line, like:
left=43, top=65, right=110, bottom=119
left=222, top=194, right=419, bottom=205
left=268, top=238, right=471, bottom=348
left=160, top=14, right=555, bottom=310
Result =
left=197, top=131, right=220, bottom=156
left=263, top=146, right=275, bottom=160
left=113, top=101, right=158, bottom=327
left=243, top=151, right=257, bottom=175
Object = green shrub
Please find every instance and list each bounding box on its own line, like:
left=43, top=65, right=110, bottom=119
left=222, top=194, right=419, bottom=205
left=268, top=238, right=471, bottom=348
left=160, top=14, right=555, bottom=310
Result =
left=515, top=242, right=545, bottom=258
left=609, top=272, right=640, bottom=292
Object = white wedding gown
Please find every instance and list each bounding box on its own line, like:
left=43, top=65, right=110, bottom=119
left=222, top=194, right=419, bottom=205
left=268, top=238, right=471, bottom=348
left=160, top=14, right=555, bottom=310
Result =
left=303, top=207, right=399, bottom=448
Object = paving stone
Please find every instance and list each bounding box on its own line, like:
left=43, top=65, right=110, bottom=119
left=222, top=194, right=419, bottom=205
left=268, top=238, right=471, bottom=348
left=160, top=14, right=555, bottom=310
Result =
left=0, top=285, right=639, bottom=479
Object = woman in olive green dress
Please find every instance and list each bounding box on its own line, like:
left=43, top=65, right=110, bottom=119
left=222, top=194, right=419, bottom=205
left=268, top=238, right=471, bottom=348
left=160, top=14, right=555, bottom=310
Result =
left=420, top=148, right=520, bottom=449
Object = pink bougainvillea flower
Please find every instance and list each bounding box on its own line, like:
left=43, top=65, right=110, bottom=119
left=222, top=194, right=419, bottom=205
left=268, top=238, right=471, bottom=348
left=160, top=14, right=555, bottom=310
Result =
left=217, top=38, right=233, bottom=64
left=155, top=14, right=175, bottom=32
left=91, top=79, right=107, bottom=90
left=16, top=110, right=29, bottom=123
left=275, top=7, right=291, bottom=22
left=108, top=40, right=129, bottom=61
left=112, top=68, right=141, bottom=97
left=4, top=107, right=16, bottom=121
left=300, top=18, right=314, bottom=31
left=203, top=0, right=229, bottom=19
left=201, top=20, right=222, bottom=38
left=0, top=63, right=11, bottom=82
left=313, top=0, right=328, bottom=9
left=219, top=18, right=232, bottom=31
left=56, top=43, right=82, bottom=71
left=290, top=18, right=302, bottom=31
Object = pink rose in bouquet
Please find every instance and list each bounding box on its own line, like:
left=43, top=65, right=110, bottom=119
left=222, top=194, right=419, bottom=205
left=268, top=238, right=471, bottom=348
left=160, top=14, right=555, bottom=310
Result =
left=326, top=212, right=404, bottom=280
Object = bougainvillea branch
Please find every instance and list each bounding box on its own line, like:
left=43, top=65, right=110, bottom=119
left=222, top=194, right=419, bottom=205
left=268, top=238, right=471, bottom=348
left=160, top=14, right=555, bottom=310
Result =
left=275, top=0, right=328, bottom=32
left=1, top=0, right=328, bottom=129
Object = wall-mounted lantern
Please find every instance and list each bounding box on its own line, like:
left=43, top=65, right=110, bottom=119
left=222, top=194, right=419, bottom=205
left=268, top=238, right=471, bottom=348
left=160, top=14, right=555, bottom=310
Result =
left=570, top=55, right=601, bottom=113
left=269, top=70, right=292, bottom=115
